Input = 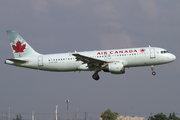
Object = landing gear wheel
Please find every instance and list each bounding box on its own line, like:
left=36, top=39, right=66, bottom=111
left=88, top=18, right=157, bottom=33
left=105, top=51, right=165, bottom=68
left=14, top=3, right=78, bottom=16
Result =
left=152, top=71, right=156, bottom=76
left=151, top=65, right=156, bottom=76
left=92, top=73, right=100, bottom=81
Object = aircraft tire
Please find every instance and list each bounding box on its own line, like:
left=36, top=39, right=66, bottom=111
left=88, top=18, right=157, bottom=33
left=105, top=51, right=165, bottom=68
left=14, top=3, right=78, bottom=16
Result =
left=92, top=73, right=100, bottom=80
left=152, top=71, right=156, bottom=76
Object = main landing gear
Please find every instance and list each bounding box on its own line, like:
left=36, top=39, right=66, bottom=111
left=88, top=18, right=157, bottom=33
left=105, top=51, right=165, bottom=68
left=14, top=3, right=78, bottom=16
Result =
left=151, top=65, right=156, bottom=76
left=92, top=71, right=100, bottom=81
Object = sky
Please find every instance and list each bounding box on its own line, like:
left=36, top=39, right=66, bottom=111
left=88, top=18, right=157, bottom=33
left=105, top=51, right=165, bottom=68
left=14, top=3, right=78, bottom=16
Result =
left=0, top=0, right=180, bottom=120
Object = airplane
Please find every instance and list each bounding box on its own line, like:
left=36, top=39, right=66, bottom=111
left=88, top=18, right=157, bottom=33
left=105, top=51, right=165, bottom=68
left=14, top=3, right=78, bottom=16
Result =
left=5, top=30, right=176, bottom=81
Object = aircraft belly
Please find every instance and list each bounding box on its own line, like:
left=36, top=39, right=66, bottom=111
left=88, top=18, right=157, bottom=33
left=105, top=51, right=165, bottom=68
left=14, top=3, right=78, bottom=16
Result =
left=57, top=62, right=78, bottom=71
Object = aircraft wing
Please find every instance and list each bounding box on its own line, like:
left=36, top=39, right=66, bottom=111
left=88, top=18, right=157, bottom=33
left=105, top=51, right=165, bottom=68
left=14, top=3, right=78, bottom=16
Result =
left=72, top=53, right=108, bottom=66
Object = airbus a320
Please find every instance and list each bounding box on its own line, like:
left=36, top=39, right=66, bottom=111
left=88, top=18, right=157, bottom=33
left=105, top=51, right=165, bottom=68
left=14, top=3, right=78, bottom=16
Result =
left=5, top=30, right=176, bottom=80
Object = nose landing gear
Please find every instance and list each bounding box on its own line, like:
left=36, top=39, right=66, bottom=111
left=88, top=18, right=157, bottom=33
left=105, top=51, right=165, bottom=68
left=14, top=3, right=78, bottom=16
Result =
left=151, top=65, right=156, bottom=76
left=152, top=71, right=156, bottom=76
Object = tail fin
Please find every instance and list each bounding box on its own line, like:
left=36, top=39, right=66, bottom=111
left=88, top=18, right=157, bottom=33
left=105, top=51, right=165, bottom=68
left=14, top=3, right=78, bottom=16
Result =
left=6, top=30, right=40, bottom=58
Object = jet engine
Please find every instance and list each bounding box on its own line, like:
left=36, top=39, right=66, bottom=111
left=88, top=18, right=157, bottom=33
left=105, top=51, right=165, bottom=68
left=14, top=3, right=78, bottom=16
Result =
left=101, top=62, right=125, bottom=74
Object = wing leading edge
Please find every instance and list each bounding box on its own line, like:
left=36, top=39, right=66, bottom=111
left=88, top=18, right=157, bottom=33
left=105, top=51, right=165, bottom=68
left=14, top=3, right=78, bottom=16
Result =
left=72, top=53, right=108, bottom=66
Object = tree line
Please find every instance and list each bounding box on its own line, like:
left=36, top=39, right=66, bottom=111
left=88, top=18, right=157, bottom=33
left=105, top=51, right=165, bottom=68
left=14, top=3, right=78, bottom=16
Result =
left=148, top=112, right=180, bottom=120
left=13, top=114, right=22, bottom=120
left=12, top=111, right=180, bottom=120
left=100, top=109, right=180, bottom=120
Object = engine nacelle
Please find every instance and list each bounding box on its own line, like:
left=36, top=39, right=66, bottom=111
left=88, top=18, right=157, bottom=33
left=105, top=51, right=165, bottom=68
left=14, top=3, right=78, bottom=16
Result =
left=102, top=62, right=125, bottom=74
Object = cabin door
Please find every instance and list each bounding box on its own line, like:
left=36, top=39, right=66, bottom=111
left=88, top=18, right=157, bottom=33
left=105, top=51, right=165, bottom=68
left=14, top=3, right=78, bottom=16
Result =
left=38, top=56, right=43, bottom=67
left=150, top=48, right=156, bottom=59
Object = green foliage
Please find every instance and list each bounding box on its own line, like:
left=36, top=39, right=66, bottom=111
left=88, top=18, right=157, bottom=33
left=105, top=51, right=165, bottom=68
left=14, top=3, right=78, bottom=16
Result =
left=148, top=112, right=180, bottom=120
left=100, top=109, right=119, bottom=120
left=154, top=113, right=168, bottom=120
left=148, top=116, right=155, bottom=120
left=148, top=113, right=167, bottom=120
left=16, top=114, right=22, bottom=120
left=168, top=112, right=180, bottom=120
left=169, top=113, right=173, bottom=120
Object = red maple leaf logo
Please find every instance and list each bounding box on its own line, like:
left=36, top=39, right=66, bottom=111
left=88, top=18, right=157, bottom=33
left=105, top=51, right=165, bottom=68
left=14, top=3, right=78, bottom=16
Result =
left=140, top=49, right=146, bottom=52
left=12, top=40, right=26, bottom=53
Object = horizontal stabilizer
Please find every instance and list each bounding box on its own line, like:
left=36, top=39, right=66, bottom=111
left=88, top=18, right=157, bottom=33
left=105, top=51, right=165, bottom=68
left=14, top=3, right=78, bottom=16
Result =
left=5, top=58, right=28, bottom=64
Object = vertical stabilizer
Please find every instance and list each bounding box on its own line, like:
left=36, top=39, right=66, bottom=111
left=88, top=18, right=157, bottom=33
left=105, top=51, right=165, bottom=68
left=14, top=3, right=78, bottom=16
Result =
left=6, top=30, right=40, bottom=58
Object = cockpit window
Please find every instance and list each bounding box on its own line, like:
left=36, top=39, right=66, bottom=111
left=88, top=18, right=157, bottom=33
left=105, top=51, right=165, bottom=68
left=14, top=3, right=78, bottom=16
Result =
left=161, top=51, right=169, bottom=54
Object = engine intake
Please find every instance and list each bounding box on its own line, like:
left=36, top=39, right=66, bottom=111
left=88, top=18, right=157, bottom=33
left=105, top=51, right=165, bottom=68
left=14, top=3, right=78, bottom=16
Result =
left=101, top=62, right=125, bottom=74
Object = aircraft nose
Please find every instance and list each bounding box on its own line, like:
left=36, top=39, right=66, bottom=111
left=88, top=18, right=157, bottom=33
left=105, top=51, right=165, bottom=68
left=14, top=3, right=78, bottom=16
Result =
left=171, top=54, right=176, bottom=61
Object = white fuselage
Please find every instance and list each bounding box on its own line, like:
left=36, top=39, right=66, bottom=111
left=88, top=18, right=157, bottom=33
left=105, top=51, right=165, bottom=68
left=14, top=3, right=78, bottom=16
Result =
left=5, top=47, right=176, bottom=72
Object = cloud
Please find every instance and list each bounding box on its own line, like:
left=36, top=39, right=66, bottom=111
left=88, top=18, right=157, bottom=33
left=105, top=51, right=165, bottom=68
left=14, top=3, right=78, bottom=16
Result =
left=99, top=31, right=134, bottom=49
left=99, top=21, right=122, bottom=29
left=138, top=0, right=159, bottom=19
left=31, top=0, right=48, bottom=13
left=30, top=0, right=85, bottom=13
left=52, top=0, right=85, bottom=9
left=93, top=1, right=120, bottom=20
